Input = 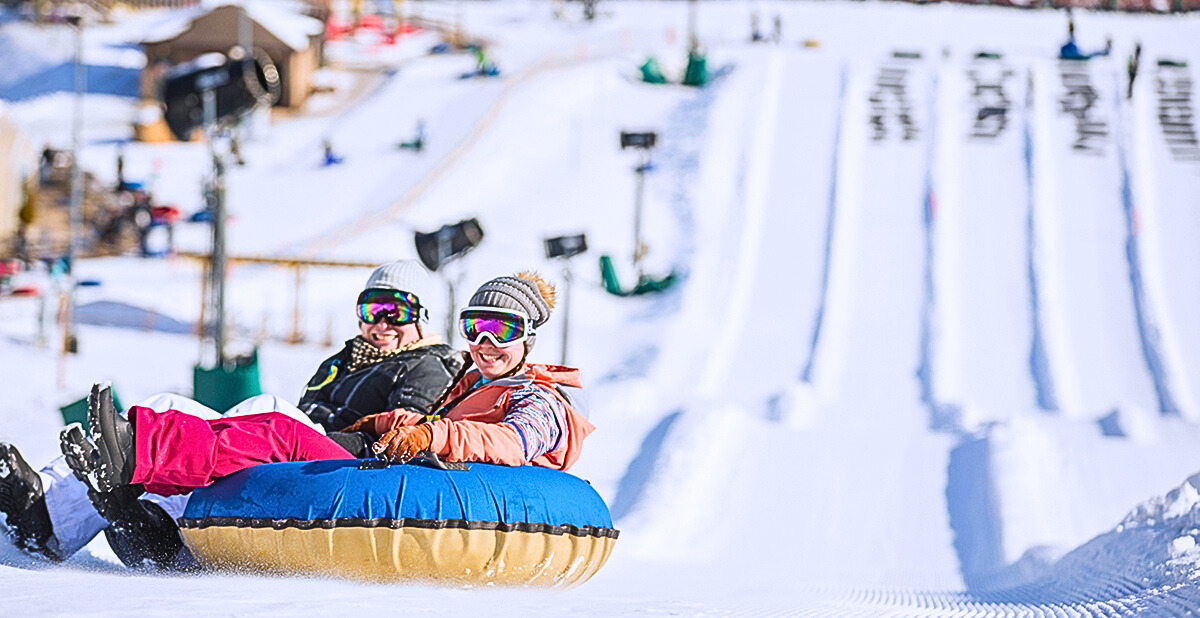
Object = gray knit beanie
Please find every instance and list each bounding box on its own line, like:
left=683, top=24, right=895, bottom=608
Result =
left=363, top=259, right=432, bottom=308
left=467, top=274, right=553, bottom=328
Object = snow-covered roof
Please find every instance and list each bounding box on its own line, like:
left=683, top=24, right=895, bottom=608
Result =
left=142, top=0, right=323, bottom=52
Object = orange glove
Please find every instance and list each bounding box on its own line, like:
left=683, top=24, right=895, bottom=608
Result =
left=342, top=414, right=382, bottom=435
left=372, top=424, right=434, bottom=463
left=343, top=410, right=418, bottom=437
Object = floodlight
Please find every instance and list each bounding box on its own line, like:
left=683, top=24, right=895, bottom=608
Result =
left=162, top=53, right=280, bottom=141
left=620, top=131, right=657, bottom=150
left=414, top=218, right=485, bottom=272
left=544, top=234, right=588, bottom=260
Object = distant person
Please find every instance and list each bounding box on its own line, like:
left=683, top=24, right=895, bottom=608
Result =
left=322, top=138, right=343, bottom=166
left=0, top=260, right=462, bottom=568
left=60, top=272, right=593, bottom=511
left=1059, top=11, right=1111, bottom=61
left=772, top=14, right=782, bottom=44
left=1127, top=42, right=1142, bottom=100
left=398, top=119, right=426, bottom=152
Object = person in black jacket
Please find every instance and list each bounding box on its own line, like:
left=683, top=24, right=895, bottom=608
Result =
left=299, top=259, right=465, bottom=450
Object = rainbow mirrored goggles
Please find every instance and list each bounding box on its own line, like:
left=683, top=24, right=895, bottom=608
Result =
left=356, top=288, right=423, bottom=326
left=458, top=306, right=533, bottom=348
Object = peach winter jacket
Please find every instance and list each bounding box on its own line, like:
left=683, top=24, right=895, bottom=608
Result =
left=365, top=364, right=595, bottom=471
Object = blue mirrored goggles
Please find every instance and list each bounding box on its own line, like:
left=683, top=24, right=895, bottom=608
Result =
left=357, top=288, right=423, bottom=326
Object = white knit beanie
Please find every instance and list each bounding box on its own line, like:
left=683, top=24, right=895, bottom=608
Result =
left=363, top=260, right=433, bottom=308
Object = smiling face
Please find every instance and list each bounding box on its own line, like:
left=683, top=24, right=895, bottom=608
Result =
left=469, top=339, right=524, bottom=380
left=359, top=319, right=420, bottom=352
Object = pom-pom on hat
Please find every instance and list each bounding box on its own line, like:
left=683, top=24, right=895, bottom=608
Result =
left=363, top=259, right=432, bottom=307
left=467, top=272, right=556, bottom=328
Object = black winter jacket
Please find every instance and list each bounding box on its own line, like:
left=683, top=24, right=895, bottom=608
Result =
left=298, top=339, right=465, bottom=432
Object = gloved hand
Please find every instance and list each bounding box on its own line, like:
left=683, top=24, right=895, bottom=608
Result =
left=372, top=424, right=433, bottom=464
left=342, top=413, right=383, bottom=435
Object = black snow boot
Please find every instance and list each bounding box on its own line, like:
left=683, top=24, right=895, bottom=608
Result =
left=59, top=423, right=98, bottom=487
left=0, top=443, right=62, bottom=562
left=86, top=382, right=135, bottom=493
left=91, top=487, right=190, bottom=570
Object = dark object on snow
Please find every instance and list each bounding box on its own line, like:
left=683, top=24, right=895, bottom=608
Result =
left=0, top=443, right=62, bottom=562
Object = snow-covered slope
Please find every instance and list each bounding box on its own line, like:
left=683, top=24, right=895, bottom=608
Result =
left=2, top=1, right=1200, bottom=615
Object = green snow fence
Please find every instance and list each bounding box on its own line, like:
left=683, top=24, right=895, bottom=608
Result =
left=193, top=350, right=262, bottom=413
left=59, top=389, right=124, bottom=432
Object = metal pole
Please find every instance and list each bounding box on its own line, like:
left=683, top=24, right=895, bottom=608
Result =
left=212, top=147, right=227, bottom=366
left=632, top=156, right=646, bottom=277
left=436, top=230, right=454, bottom=341
left=237, top=4, right=252, bottom=140
left=560, top=262, right=572, bottom=366
left=202, top=87, right=228, bottom=366
left=687, top=0, right=698, bottom=51
left=444, top=277, right=456, bottom=344
left=290, top=265, right=303, bottom=344
left=64, top=13, right=84, bottom=360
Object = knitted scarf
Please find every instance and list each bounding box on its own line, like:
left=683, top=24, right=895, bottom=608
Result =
left=346, top=333, right=443, bottom=374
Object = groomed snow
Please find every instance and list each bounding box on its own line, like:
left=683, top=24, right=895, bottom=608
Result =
left=2, top=1, right=1200, bottom=615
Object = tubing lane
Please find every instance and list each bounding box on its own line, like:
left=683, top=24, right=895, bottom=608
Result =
left=1026, top=60, right=1158, bottom=419
left=1111, top=66, right=1180, bottom=417
left=925, top=57, right=1042, bottom=426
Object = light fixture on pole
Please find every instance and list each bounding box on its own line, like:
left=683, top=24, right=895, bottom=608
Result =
left=619, top=131, right=657, bottom=279
left=414, top=218, right=485, bottom=341
left=544, top=233, right=587, bottom=366
left=164, top=53, right=276, bottom=411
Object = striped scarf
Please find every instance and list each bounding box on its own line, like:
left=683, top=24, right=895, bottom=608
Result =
left=346, top=333, right=443, bottom=374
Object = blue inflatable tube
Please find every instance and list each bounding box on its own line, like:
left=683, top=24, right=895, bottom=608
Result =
left=179, top=459, right=618, bottom=587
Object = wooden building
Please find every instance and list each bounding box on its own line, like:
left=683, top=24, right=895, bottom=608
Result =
left=141, top=2, right=324, bottom=110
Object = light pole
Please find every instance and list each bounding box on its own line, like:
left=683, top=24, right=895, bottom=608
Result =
left=63, top=11, right=84, bottom=370
left=544, top=234, right=587, bottom=365
left=197, top=68, right=229, bottom=366
left=619, top=131, right=657, bottom=279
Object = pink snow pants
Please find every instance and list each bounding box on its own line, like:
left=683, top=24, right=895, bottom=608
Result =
left=129, top=406, right=353, bottom=496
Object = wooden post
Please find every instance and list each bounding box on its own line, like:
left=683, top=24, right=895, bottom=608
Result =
left=289, top=264, right=304, bottom=344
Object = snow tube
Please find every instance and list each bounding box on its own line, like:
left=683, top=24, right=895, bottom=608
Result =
left=177, top=459, right=618, bottom=587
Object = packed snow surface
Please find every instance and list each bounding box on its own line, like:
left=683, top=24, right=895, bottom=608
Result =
left=2, top=0, right=1200, bottom=614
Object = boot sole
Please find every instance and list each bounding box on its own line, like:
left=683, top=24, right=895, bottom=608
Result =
left=60, top=423, right=101, bottom=490
left=87, top=382, right=129, bottom=493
